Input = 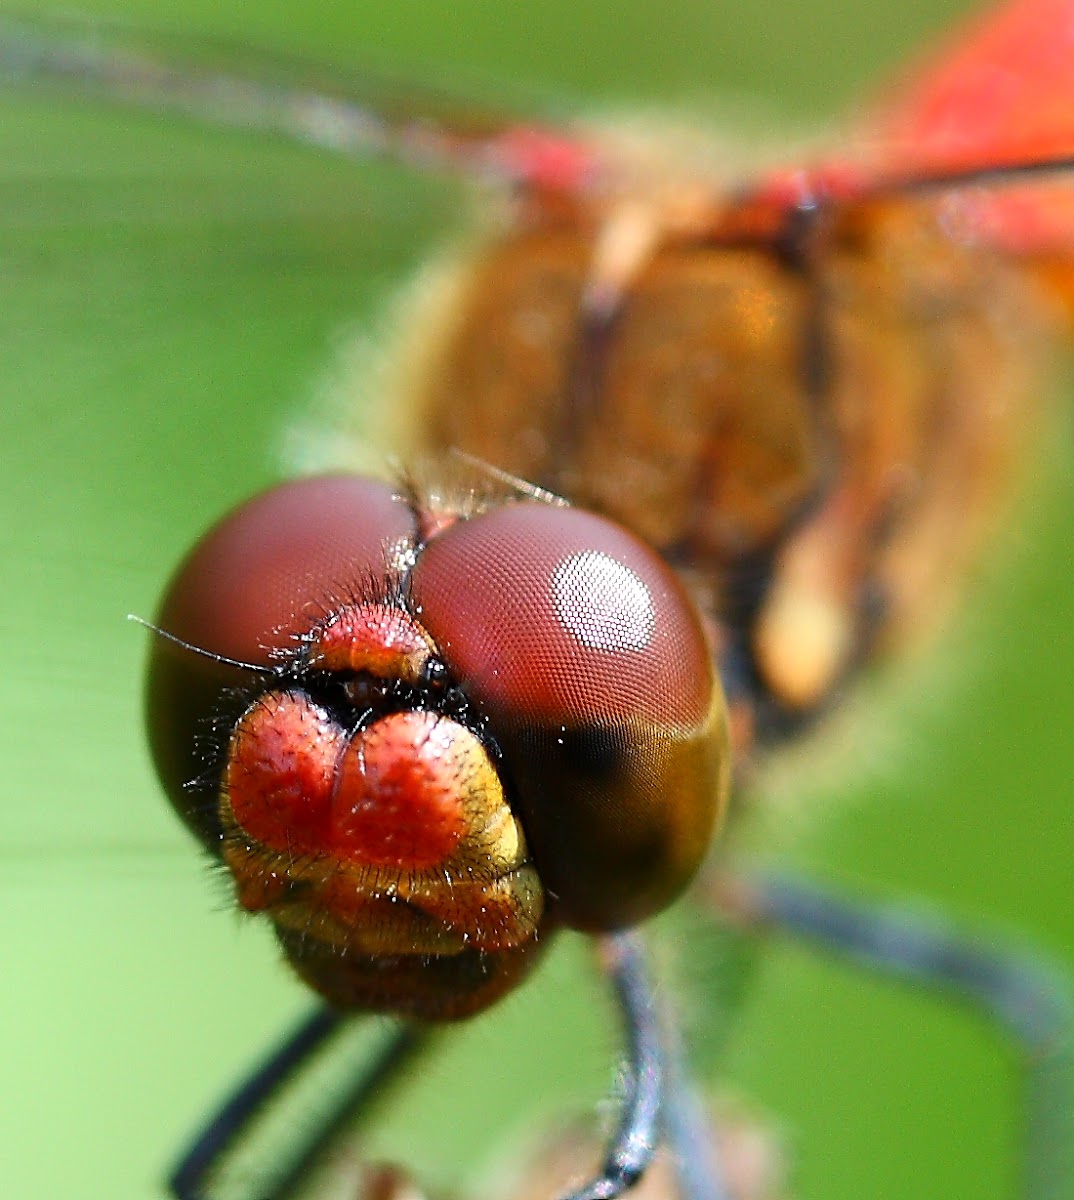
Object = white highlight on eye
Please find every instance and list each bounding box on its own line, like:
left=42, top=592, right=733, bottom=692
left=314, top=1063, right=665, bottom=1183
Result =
left=552, top=551, right=655, bottom=652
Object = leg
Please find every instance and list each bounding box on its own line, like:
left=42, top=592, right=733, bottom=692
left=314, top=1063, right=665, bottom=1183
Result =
left=169, top=1006, right=427, bottom=1200
left=592, top=933, right=780, bottom=1200
left=661, top=1031, right=735, bottom=1200
left=560, top=931, right=665, bottom=1200
left=708, top=871, right=1073, bottom=1200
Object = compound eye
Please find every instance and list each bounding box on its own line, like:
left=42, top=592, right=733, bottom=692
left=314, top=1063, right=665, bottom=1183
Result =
left=409, top=502, right=730, bottom=931
left=154, top=475, right=416, bottom=666
left=146, top=475, right=417, bottom=846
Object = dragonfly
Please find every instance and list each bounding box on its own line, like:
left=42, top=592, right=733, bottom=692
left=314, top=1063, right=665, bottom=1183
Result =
left=2, top=1, right=1073, bottom=1198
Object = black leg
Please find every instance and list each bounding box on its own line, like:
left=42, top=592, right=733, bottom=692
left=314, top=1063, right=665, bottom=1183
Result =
left=169, top=1006, right=427, bottom=1200
left=559, top=931, right=665, bottom=1200
left=585, top=933, right=771, bottom=1200
left=709, top=871, right=1073, bottom=1200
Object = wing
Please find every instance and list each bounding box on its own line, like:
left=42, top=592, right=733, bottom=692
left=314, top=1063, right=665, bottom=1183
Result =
left=718, top=0, right=1074, bottom=305
left=864, top=0, right=1074, bottom=180
left=855, top=0, right=1074, bottom=257
left=0, top=15, right=604, bottom=198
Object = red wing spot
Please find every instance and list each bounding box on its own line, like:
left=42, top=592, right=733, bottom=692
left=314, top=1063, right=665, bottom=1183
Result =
left=493, top=125, right=600, bottom=193
left=226, top=691, right=344, bottom=857
left=331, top=711, right=469, bottom=871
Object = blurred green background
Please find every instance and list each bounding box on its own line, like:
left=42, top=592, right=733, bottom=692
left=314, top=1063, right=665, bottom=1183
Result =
left=2, top=0, right=1072, bottom=1197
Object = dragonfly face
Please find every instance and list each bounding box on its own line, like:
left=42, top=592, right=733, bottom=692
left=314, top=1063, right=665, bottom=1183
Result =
left=4, top=2, right=1074, bottom=1199
left=148, top=474, right=728, bottom=1017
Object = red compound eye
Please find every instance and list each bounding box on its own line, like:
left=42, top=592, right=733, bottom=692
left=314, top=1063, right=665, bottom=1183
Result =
left=146, top=475, right=417, bottom=848
left=409, top=502, right=730, bottom=931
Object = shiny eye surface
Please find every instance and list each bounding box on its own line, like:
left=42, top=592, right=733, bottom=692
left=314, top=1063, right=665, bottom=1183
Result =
left=152, top=475, right=416, bottom=665
left=410, top=501, right=730, bottom=930
left=146, top=474, right=416, bottom=846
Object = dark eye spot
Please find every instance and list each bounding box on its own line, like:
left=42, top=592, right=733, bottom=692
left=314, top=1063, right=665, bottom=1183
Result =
left=556, top=725, right=624, bottom=779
